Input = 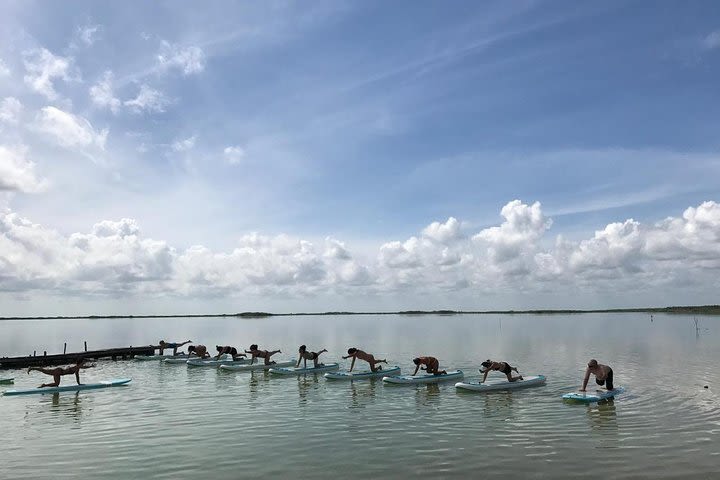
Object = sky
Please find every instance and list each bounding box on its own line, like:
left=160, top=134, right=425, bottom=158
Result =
left=0, top=0, right=719, bottom=316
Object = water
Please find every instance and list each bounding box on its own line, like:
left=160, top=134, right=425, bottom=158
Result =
left=1, top=313, right=718, bottom=479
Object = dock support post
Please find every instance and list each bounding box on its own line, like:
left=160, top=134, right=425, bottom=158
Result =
left=84, top=341, right=87, bottom=352
left=63, top=343, right=67, bottom=354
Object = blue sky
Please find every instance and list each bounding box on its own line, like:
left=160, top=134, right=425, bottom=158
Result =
left=1, top=1, right=719, bottom=315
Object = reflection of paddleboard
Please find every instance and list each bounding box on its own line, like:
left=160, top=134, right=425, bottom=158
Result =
left=187, top=357, right=247, bottom=367
left=220, top=360, right=295, bottom=371
left=382, top=370, right=463, bottom=384
left=325, top=366, right=401, bottom=380
left=269, top=363, right=340, bottom=375
left=3, top=378, right=131, bottom=396
left=456, top=375, right=546, bottom=392
left=0, top=377, right=15, bottom=385
left=135, top=354, right=186, bottom=361
left=562, top=387, right=625, bottom=402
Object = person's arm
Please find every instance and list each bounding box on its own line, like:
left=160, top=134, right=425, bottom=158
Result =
left=296, top=355, right=302, bottom=368
left=482, top=368, right=489, bottom=383
left=75, top=369, right=81, bottom=385
left=349, top=356, right=356, bottom=372
left=180, top=340, right=192, bottom=347
left=580, top=368, right=590, bottom=391
left=412, top=364, right=420, bottom=375
left=250, top=354, right=257, bottom=365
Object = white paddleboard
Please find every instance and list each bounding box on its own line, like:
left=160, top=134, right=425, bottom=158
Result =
left=455, top=375, right=546, bottom=392
left=562, top=387, right=625, bottom=402
left=135, top=354, right=186, bottom=361
left=3, top=378, right=131, bottom=396
left=268, top=363, right=340, bottom=375
left=220, top=360, right=295, bottom=371
left=186, top=357, right=247, bottom=367
left=324, top=366, right=401, bottom=380
left=164, top=356, right=204, bottom=364
left=0, top=377, right=15, bottom=385
left=383, top=370, right=463, bottom=384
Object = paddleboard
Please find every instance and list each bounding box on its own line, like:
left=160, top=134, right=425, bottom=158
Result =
left=186, top=357, right=247, bottom=367
left=135, top=354, right=186, bottom=361
left=562, top=387, right=625, bottom=402
left=3, top=378, right=131, bottom=396
left=383, top=370, right=463, bottom=384
left=455, top=375, right=546, bottom=392
left=324, top=366, right=401, bottom=380
left=0, top=377, right=15, bottom=385
left=163, top=356, right=205, bottom=364
left=219, top=360, right=295, bottom=371
left=268, top=363, right=340, bottom=375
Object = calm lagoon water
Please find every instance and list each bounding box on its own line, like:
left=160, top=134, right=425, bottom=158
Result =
left=1, top=313, right=718, bottom=479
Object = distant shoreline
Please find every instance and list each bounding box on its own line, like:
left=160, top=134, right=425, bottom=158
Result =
left=1, top=305, right=718, bottom=320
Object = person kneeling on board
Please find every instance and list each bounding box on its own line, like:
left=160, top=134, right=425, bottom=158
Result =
left=27, top=358, right=96, bottom=388
left=480, top=360, right=523, bottom=382
left=245, top=344, right=282, bottom=365
left=412, top=356, right=446, bottom=376
left=343, top=348, right=387, bottom=372
left=297, top=345, right=328, bottom=368
left=187, top=344, right=209, bottom=358
left=581, top=359, right=614, bottom=391
left=215, top=345, right=247, bottom=360
left=158, top=339, right=192, bottom=355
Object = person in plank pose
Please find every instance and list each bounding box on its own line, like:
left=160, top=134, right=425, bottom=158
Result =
left=245, top=344, right=282, bottom=365
left=187, top=344, right=209, bottom=358
left=412, top=356, right=446, bottom=376
left=158, top=340, right=192, bottom=355
left=215, top=345, right=247, bottom=360
left=343, top=348, right=387, bottom=372
left=297, top=345, right=328, bottom=368
left=581, top=359, right=614, bottom=391
left=480, top=360, right=523, bottom=383
left=27, top=358, right=96, bottom=388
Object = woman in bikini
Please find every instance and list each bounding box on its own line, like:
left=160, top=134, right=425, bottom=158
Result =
left=297, top=345, right=328, bottom=368
left=480, top=359, right=523, bottom=382
left=412, top=356, right=446, bottom=375
left=27, top=358, right=96, bottom=387
left=343, top=348, right=387, bottom=372
left=245, top=344, right=282, bottom=365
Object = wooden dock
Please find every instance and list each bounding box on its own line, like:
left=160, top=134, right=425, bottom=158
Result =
left=0, top=345, right=156, bottom=370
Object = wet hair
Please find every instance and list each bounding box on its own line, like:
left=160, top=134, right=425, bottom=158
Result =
left=413, top=357, right=421, bottom=365
left=159, top=340, right=166, bottom=345
left=249, top=344, right=258, bottom=351
left=347, top=348, right=357, bottom=355
left=588, top=359, right=598, bottom=368
left=299, top=345, right=306, bottom=352
left=481, top=360, right=493, bottom=368
left=216, top=345, right=223, bottom=352
left=188, top=345, right=196, bottom=353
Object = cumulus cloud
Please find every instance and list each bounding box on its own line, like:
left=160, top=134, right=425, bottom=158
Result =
left=157, top=41, right=205, bottom=75
left=223, top=146, right=245, bottom=164
left=0, top=97, right=22, bottom=124
left=704, top=30, right=720, bottom=50
left=0, top=145, right=47, bottom=193
left=124, top=84, right=170, bottom=113
left=22, top=48, right=74, bottom=99
left=1, top=200, right=720, bottom=304
left=0, top=59, right=9, bottom=76
left=89, top=71, right=121, bottom=113
left=35, top=106, right=108, bottom=151
left=172, top=135, right=196, bottom=152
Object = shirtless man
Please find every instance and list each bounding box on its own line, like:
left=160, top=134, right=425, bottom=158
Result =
left=27, top=358, right=96, bottom=388
left=342, top=348, right=387, bottom=372
left=297, top=345, right=328, bottom=368
left=158, top=340, right=192, bottom=356
left=215, top=345, right=247, bottom=360
left=187, top=344, right=209, bottom=358
left=245, top=344, right=282, bottom=365
left=412, top=356, right=446, bottom=376
left=480, top=359, right=523, bottom=382
left=581, top=359, right=614, bottom=391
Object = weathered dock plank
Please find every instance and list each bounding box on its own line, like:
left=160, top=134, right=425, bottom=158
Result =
left=0, top=346, right=156, bottom=369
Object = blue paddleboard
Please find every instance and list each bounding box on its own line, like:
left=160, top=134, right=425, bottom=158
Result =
left=562, top=387, right=625, bottom=402
left=324, top=366, right=401, bottom=380
left=269, top=363, right=340, bottom=375
left=3, top=378, right=131, bottom=396
left=383, top=370, right=463, bottom=384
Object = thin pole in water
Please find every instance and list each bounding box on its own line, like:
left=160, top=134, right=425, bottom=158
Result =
left=63, top=343, right=67, bottom=354
left=84, top=341, right=87, bottom=352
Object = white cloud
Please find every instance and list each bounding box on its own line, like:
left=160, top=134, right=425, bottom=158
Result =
left=0, top=145, right=47, bottom=193
left=157, top=41, right=205, bottom=75
left=0, top=97, right=23, bottom=124
left=124, top=84, right=170, bottom=114
left=35, top=106, right=108, bottom=150
left=89, top=71, right=121, bottom=113
left=172, top=136, right=196, bottom=152
left=703, top=30, right=720, bottom=50
left=422, top=217, right=461, bottom=243
left=0, top=59, right=9, bottom=76
left=22, top=48, right=74, bottom=100
left=76, top=24, right=101, bottom=47
left=223, top=146, right=245, bottom=164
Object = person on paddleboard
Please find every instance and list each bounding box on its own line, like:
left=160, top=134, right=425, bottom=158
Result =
left=215, top=345, right=247, bottom=360
left=297, top=345, right=328, bottom=368
left=480, top=360, right=523, bottom=382
left=158, top=339, right=192, bottom=356
left=187, top=344, right=209, bottom=358
left=27, top=358, right=96, bottom=388
left=343, top=348, right=387, bottom=372
left=412, top=356, right=446, bottom=376
left=245, top=344, right=282, bottom=365
left=581, top=359, right=614, bottom=391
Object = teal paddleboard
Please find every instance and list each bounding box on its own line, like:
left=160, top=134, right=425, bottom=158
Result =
left=220, top=360, right=295, bottom=371
left=135, top=354, right=186, bottom=361
left=562, top=387, right=625, bottom=402
left=3, top=378, right=131, bottom=396
left=0, top=377, right=14, bottom=385
left=324, top=366, right=401, bottom=380
left=455, top=375, right=546, bottom=392
left=186, top=357, right=247, bottom=367
left=383, top=370, right=463, bottom=384
left=269, top=363, right=340, bottom=375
